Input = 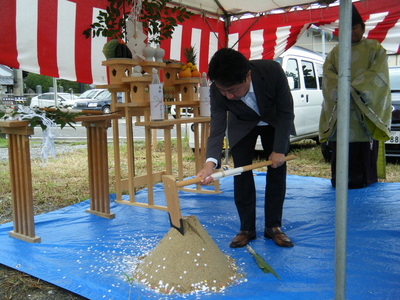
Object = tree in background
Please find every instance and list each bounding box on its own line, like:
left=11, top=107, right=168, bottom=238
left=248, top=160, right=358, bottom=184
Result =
left=25, top=73, right=87, bottom=94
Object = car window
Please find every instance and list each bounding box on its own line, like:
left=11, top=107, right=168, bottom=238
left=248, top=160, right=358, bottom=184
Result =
left=285, top=58, right=300, bottom=89
left=79, top=90, right=98, bottom=99
left=42, top=94, right=55, bottom=100
left=302, top=60, right=317, bottom=89
left=96, top=90, right=111, bottom=100
left=389, top=68, right=400, bottom=91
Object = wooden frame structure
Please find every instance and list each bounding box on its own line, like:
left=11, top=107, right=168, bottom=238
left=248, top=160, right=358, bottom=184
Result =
left=98, top=59, right=217, bottom=212
left=0, top=114, right=119, bottom=242
left=1, top=59, right=216, bottom=243
left=1, top=120, right=40, bottom=243
left=77, top=115, right=119, bottom=219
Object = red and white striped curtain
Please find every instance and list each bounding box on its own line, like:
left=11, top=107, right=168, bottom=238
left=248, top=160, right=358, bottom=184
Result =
left=1, top=0, right=399, bottom=85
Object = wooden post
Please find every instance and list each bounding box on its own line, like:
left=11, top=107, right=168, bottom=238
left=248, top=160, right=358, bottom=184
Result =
left=78, top=115, right=117, bottom=219
left=0, top=120, right=41, bottom=243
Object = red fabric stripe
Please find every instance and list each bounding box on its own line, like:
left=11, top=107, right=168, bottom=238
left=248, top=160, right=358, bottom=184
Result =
left=37, top=0, right=59, bottom=77
left=366, top=12, right=400, bottom=43
left=0, top=0, right=19, bottom=68
left=161, top=14, right=224, bottom=73
left=74, top=0, right=109, bottom=83
left=160, top=34, right=172, bottom=62
left=1, top=0, right=400, bottom=85
left=229, top=17, right=257, bottom=59
left=73, top=0, right=106, bottom=84
left=198, top=24, right=211, bottom=74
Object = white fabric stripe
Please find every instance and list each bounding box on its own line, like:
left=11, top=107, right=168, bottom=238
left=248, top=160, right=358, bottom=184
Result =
left=228, top=33, right=239, bottom=50
left=250, top=29, right=263, bottom=60
left=91, top=7, right=108, bottom=85
left=274, top=26, right=291, bottom=59
left=16, top=0, right=40, bottom=73
left=296, top=24, right=310, bottom=44
left=191, top=28, right=201, bottom=66
left=57, top=0, right=76, bottom=81
left=170, top=24, right=183, bottom=61
left=208, top=31, right=218, bottom=64
left=382, top=18, right=400, bottom=54
left=318, top=20, right=339, bottom=35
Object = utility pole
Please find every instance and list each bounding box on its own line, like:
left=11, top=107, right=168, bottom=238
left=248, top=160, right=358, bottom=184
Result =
left=13, top=69, right=24, bottom=96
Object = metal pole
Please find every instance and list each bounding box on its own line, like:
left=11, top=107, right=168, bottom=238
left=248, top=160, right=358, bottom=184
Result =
left=335, top=0, right=352, bottom=299
left=53, top=77, right=58, bottom=107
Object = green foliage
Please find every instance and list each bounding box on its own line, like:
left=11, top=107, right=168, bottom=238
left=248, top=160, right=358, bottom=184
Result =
left=25, top=73, right=80, bottom=94
left=57, top=79, right=81, bottom=94
left=9, top=107, right=82, bottom=131
left=83, top=0, right=194, bottom=44
left=183, top=46, right=197, bottom=64
left=83, top=0, right=129, bottom=40
left=140, top=0, right=194, bottom=44
left=25, top=73, right=53, bottom=92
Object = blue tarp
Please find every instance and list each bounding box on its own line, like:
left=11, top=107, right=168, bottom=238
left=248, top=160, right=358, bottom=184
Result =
left=0, top=173, right=399, bottom=299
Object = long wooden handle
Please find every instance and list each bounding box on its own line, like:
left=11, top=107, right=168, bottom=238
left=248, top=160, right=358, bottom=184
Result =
left=176, top=154, right=296, bottom=188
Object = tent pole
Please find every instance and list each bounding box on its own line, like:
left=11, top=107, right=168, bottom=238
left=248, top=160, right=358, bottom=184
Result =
left=335, top=0, right=352, bottom=299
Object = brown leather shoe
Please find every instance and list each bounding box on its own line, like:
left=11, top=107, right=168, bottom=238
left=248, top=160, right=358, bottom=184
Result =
left=229, top=230, right=256, bottom=248
left=264, top=227, right=294, bottom=247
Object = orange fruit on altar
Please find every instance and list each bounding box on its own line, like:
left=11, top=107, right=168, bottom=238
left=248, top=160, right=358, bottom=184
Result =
left=191, top=70, right=201, bottom=77
left=179, top=68, right=192, bottom=78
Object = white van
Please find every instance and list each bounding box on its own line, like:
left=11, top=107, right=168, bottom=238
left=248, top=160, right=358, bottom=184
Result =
left=188, top=46, right=325, bottom=150
left=276, top=46, right=324, bottom=142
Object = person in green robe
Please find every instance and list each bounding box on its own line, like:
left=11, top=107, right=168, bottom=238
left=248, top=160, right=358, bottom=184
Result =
left=319, top=4, right=392, bottom=189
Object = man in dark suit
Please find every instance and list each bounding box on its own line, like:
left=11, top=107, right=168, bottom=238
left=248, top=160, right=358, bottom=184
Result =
left=197, top=48, right=295, bottom=248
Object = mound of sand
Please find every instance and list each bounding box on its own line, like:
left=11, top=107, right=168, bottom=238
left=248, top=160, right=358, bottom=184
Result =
left=133, top=215, right=242, bottom=295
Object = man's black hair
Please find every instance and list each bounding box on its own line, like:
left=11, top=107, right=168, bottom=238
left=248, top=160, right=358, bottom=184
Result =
left=207, top=48, right=250, bottom=87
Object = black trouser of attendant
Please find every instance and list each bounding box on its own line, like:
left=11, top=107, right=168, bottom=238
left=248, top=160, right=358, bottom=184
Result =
left=330, top=140, right=378, bottom=189
left=230, top=125, right=287, bottom=232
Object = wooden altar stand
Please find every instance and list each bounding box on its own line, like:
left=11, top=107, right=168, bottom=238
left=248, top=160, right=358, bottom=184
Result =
left=0, top=114, right=119, bottom=243
left=99, top=59, right=217, bottom=213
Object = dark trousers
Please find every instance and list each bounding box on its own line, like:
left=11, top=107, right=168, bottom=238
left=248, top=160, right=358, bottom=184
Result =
left=230, top=126, right=287, bottom=231
left=330, top=141, right=378, bottom=189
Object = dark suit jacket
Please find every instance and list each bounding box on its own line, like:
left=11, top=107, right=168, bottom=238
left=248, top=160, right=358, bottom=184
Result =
left=206, top=59, right=295, bottom=168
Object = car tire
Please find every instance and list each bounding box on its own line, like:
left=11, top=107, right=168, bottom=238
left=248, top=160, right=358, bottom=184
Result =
left=320, top=141, right=332, bottom=163
left=103, top=106, right=111, bottom=114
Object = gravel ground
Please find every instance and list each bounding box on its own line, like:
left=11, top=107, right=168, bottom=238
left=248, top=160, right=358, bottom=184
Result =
left=0, top=142, right=88, bottom=162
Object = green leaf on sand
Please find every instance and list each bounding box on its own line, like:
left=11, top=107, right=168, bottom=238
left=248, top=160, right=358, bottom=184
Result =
left=247, top=244, right=281, bottom=280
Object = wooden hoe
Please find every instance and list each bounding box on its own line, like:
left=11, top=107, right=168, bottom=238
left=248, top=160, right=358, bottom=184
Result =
left=162, top=154, right=296, bottom=235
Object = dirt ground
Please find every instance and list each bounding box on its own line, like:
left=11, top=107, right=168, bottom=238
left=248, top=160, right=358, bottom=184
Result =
left=0, top=264, right=87, bottom=300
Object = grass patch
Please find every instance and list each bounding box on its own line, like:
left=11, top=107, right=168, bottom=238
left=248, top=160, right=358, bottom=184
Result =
left=0, top=137, right=7, bottom=148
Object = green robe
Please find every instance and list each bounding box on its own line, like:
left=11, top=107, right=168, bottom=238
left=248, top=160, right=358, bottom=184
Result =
left=319, top=38, right=392, bottom=178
